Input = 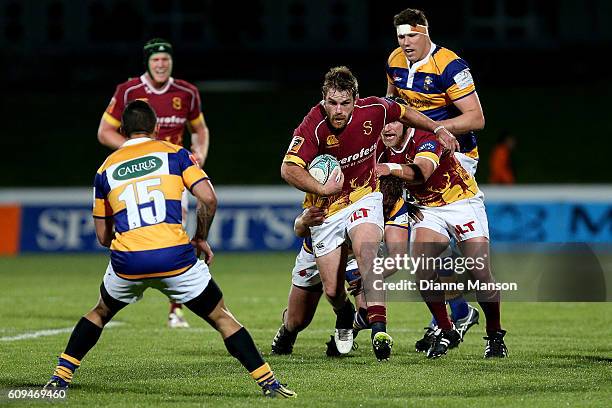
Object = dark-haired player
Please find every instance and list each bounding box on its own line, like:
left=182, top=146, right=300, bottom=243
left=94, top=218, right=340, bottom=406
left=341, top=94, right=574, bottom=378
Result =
left=281, top=65, right=457, bottom=361
left=376, top=117, right=507, bottom=359
left=386, top=9, right=485, bottom=348
left=45, top=101, right=295, bottom=398
left=98, top=38, right=211, bottom=328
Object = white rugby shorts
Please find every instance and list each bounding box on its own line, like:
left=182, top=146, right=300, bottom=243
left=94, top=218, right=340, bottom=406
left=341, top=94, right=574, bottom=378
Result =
left=103, top=259, right=211, bottom=304
left=291, top=246, right=358, bottom=287
left=310, top=192, right=384, bottom=257
left=411, top=191, right=489, bottom=242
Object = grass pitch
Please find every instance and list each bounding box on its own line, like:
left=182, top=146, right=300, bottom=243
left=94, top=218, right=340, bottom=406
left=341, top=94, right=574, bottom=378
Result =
left=1, top=253, right=610, bottom=407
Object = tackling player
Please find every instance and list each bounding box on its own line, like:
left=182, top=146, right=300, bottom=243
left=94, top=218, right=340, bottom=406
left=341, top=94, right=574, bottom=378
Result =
left=386, top=8, right=485, bottom=349
left=97, top=38, right=211, bottom=328
left=376, top=116, right=508, bottom=359
left=281, top=66, right=458, bottom=361
left=45, top=101, right=295, bottom=398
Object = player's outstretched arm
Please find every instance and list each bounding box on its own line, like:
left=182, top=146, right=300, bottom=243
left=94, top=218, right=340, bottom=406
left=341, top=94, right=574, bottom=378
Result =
left=294, top=206, right=326, bottom=237
left=191, top=180, right=217, bottom=264
left=376, top=157, right=435, bottom=185
left=281, top=162, right=343, bottom=196
left=439, top=92, right=485, bottom=134
left=94, top=217, right=115, bottom=248
left=399, top=108, right=460, bottom=154
left=97, top=118, right=127, bottom=149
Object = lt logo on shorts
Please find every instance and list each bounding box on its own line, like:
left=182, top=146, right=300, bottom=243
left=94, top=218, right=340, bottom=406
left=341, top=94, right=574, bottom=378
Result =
left=455, top=221, right=476, bottom=235
left=350, top=208, right=370, bottom=223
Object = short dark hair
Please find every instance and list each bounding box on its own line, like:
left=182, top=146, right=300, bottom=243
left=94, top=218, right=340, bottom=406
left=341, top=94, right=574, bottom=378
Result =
left=393, top=8, right=428, bottom=27
left=321, top=66, right=359, bottom=99
left=121, top=100, right=157, bottom=137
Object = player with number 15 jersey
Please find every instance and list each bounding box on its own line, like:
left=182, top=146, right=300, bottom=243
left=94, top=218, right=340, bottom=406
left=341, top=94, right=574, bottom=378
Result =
left=93, top=139, right=206, bottom=279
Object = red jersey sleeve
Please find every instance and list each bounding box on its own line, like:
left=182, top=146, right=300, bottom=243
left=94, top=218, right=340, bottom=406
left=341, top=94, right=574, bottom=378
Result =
left=102, top=83, right=127, bottom=128
left=283, top=105, right=323, bottom=168
left=363, top=96, right=405, bottom=124
left=413, top=130, right=443, bottom=168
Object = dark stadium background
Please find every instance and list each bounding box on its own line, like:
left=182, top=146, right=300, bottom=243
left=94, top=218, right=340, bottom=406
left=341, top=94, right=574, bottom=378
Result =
left=1, top=0, right=610, bottom=186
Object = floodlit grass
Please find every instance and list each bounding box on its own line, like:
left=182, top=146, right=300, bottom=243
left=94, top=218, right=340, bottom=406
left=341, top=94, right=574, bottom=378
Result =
left=1, top=254, right=610, bottom=407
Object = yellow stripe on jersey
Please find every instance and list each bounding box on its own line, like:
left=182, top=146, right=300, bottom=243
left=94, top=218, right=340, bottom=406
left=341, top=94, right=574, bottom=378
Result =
left=116, top=264, right=191, bottom=280
left=93, top=198, right=112, bottom=218
left=283, top=154, right=306, bottom=168
left=415, top=151, right=440, bottom=165
left=102, top=112, right=121, bottom=128
left=394, top=88, right=450, bottom=112
left=189, top=113, right=204, bottom=127
left=464, top=146, right=479, bottom=159
left=183, top=166, right=208, bottom=190
left=388, top=198, right=405, bottom=219
left=110, top=223, right=190, bottom=252
left=106, top=174, right=185, bottom=213
left=446, top=82, right=475, bottom=102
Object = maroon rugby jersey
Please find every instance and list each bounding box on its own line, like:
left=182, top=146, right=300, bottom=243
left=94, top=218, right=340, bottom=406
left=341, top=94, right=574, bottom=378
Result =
left=103, top=74, right=203, bottom=146
left=376, top=129, right=478, bottom=207
left=284, top=96, right=404, bottom=216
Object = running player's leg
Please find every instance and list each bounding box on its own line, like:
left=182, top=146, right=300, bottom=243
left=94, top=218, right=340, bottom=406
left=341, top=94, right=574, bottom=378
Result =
left=458, top=236, right=507, bottom=358
left=185, top=279, right=296, bottom=397
left=45, top=270, right=131, bottom=388
left=272, top=283, right=322, bottom=355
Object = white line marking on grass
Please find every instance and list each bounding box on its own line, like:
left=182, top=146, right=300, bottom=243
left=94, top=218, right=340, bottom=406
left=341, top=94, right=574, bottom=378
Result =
left=0, top=322, right=124, bottom=342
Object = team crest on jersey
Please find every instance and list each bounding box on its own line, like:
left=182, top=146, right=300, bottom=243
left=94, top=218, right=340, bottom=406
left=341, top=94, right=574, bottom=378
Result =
left=172, top=97, right=182, bottom=110
left=363, top=120, right=373, bottom=135
left=423, top=76, right=433, bottom=91
left=288, top=136, right=305, bottom=153
left=417, top=141, right=438, bottom=152
left=326, top=134, right=339, bottom=147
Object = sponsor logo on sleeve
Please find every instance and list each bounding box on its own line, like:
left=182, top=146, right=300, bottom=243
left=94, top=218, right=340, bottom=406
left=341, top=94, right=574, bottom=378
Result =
left=417, top=141, right=437, bottom=152
left=288, top=135, right=305, bottom=154
left=453, top=69, right=474, bottom=90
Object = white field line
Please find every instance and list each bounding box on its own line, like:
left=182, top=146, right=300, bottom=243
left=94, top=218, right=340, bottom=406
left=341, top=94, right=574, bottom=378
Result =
left=0, top=322, right=124, bottom=342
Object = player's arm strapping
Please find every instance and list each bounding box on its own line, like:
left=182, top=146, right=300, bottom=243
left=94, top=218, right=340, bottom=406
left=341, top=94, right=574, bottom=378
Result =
left=376, top=158, right=435, bottom=185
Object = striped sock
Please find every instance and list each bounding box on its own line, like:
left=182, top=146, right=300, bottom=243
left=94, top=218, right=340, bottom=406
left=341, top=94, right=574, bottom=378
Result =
left=52, top=353, right=81, bottom=384
left=250, top=363, right=276, bottom=388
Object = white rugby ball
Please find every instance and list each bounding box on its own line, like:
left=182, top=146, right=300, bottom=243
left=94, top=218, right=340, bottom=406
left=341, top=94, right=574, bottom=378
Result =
left=308, top=154, right=341, bottom=184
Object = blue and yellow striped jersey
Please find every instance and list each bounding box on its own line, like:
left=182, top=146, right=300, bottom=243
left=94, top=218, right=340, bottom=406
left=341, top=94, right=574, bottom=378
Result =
left=93, top=137, right=208, bottom=280
left=386, top=44, right=478, bottom=158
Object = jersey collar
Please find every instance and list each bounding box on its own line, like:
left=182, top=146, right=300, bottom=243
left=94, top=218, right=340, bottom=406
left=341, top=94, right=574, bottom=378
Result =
left=122, top=137, right=152, bottom=147
left=390, top=128, right=414, bottom=154
left=141, top=74, right=174, bottom=94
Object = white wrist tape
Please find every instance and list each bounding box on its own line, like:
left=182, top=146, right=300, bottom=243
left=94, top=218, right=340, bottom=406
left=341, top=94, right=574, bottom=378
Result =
left=386, top=163, right=403, bottom=172
left=433, top=125, right=446, bottom=134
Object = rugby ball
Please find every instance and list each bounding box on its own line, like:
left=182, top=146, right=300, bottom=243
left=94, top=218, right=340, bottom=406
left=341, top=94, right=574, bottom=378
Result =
left=308, top=154, right=341, bottom=184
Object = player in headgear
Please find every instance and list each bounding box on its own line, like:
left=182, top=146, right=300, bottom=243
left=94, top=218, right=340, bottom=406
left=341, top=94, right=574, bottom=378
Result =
left=98, top=38, right=212, bottom=328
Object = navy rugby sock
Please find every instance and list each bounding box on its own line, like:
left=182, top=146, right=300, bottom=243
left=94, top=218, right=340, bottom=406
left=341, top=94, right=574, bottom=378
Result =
left=64, top=317, right=103, bottom=361
left=448, top=296, right=469, bottom=321
left=223, top=327, right=265, bottom=372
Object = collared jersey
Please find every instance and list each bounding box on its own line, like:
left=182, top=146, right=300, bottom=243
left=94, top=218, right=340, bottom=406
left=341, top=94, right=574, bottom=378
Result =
left=386, top=44, right=478, bottom=159
left=284, top=96, right=405, bottom=217
left=377, top=129, right=478, bottom=207
left=103, top=75, right=204, bottom=146
left=93, top=138, right=208, bottom=279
